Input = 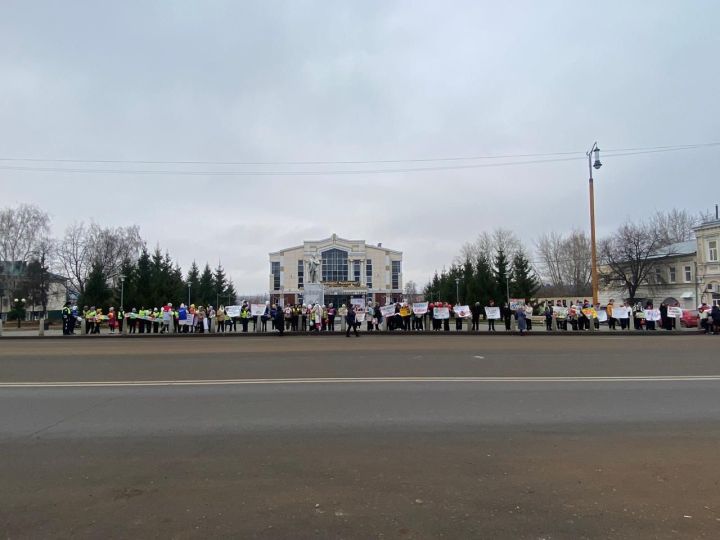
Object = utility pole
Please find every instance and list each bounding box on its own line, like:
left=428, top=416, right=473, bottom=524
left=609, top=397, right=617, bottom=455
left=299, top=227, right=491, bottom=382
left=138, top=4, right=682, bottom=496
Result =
left=587, top=142, right=602, bottom=305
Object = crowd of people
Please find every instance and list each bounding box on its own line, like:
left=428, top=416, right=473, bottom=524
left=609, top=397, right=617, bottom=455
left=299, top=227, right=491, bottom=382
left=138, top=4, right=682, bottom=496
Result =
left=60, top=298, right=720, bottom=336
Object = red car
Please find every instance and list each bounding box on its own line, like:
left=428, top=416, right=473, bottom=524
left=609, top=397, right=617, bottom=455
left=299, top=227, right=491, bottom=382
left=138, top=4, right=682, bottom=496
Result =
left=680, top=309, right=699, bottom=328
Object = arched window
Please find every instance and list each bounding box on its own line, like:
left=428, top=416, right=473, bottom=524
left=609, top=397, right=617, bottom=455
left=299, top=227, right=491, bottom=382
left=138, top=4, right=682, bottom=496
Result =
left=322, top=249, right=348, bottom=282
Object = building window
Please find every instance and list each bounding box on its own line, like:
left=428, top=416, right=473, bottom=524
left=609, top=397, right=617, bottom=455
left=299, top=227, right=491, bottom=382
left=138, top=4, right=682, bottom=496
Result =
left=297, top=260, right=304, bottom=288
left=669, top=266, right=676, bottom=283
left=271, top=262, right=280, bottom=290
left=710, top=240, right=718, bottom=262
left=392, top=260, right=401, bottom=290
left=654, top=267, right=662, bottom=284
left=366, top=259, right=373, bottom=288
left=684, top=265, right=692, bottom=282
left=353, top=260, right=361, bottom=283
left=322, top=249, right=348, bottom=282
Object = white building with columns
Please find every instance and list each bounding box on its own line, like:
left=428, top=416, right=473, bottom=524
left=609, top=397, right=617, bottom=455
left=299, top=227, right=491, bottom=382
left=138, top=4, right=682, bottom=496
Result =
left=268, top=234, right=403, bottom=306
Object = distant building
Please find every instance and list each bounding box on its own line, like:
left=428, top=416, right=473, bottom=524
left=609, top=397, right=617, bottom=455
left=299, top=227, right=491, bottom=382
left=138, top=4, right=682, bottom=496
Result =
left=598, top=213, right=720, bottom=309
left=269, top=234, right=403, bottom=306
left=694, top=217, right=720, bottom=306
left=0, top=261, right=70, bottom=320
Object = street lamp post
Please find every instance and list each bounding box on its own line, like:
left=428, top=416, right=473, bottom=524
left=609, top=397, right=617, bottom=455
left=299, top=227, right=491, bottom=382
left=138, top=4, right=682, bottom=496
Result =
left=455, top=277, right=460, bottom=305
left=587, top=142, right=602, bottom=306
left=119, top=274, right=125, bottom=312
left=188, top=283, right=191, bottom=306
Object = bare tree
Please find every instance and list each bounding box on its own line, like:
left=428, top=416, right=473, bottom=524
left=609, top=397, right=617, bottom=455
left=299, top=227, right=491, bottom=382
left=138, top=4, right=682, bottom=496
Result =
left=599, top=220, right=668, bottom=302
left=0, top=204, right=50, bottom=263
left=25, top=237, right=56, bottom=316
left=404, top=280, right=420, bottom=302
left=536, top=230, right=592, bottom=296
left=650, top=208, right=702, bottom=246
left=535, top=232, right=565, bottom=288
left=458, top=228, right=522, bottom=265
left=56, top=222, right=144, bottom=296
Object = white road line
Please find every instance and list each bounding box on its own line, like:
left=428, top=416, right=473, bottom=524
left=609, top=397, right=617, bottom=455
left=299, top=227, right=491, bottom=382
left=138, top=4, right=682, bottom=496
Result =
left=2, top=375, right=720, bottom=388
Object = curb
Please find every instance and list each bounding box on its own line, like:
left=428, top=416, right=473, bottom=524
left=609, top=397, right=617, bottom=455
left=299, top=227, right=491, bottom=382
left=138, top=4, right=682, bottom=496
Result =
left=0, top=330, right=705, bottom=340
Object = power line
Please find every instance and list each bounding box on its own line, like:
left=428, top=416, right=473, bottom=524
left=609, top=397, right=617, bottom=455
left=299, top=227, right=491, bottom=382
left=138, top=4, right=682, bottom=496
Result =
left=0, top=141, right=717, bottom=167
left=0, top=142, right=716, bottom=177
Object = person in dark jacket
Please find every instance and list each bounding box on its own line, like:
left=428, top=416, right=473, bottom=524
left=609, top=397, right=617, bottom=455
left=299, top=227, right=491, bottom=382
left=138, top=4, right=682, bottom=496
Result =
left=470, top=302, right=481, bottom=331
left=502, top=303, right=512, bottom=331
left=711, top=305, right=720, bottom=335
left=274, top=305, right=285, bottom=335
left=345, top=304, right=359, bottom=337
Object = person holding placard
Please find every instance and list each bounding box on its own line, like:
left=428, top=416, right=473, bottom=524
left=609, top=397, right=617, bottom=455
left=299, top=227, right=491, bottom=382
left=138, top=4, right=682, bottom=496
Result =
left=488, top=300, right=498, bottom=332
left=645, top=301, right=656, bottom=331
left=606, top=300, right=616, bottom=330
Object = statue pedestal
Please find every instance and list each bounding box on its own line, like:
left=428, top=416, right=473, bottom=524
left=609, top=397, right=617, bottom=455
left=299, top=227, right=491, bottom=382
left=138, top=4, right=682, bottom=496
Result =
left=304, top=283, right=324, bottom=306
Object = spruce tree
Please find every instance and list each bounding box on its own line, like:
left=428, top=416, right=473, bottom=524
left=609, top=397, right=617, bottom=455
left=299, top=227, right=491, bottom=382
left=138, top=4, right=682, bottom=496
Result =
left=224, top=279, right=237, bottom=304
left=475, top=253, right=496, bottom=306
left=213, top=263, right=227, bottom=304
left=198, top=263, right=214, bottom=306
left=186, top=261, right=200, bottom=305
left=135, top=248, right=153, bottom=309
left=80, top=262, right=111, bottom=309
left=510, top=250, right=540, bottom=301
left=494, top=248, right=510, bottom=307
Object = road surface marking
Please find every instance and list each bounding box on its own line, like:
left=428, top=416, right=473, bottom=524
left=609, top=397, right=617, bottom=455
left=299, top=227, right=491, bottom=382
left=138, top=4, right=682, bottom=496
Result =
left=2, top=375, right=720, bottom=388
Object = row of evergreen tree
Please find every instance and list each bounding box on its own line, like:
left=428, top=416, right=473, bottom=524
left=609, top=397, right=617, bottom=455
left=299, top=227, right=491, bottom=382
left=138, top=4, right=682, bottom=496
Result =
left=423, top=249, right=540, bottom=306
left=79, top=247, right=237, bottom=310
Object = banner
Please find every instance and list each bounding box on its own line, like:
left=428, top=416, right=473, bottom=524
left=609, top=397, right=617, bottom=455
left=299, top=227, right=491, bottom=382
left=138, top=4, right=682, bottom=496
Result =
left=226, top=305, right=242, bottom=318
left=250, top=304, right=265, bottom=317
left=433, top=307, right=450, bottom=319
left=667, top=306, right=683, bottom=318
left=179, top=315, right=194, bottom=326
left=350, top=298, right=366, bottom=310
left=581, top=308, right=598, bottom=319
left=597, top=310, right=608, bottom=323
left=613, top=306, right=630, bottom=319
left=454, top=305, right=472, bottom=318
left=509, top=298, right=525, bottom=310
left=484, top=306, right=501, bottom=319
left=645, top=308, right=661, bottom=322
left=412, top=302, right=428, bottom=316
left=379, top=305, right=397, bottom=318
left=553, top=307, right=568, bottom=319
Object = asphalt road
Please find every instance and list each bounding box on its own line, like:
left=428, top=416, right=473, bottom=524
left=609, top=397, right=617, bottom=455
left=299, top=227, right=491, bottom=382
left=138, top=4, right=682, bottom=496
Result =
left=2, top=336, right=720, bottom=539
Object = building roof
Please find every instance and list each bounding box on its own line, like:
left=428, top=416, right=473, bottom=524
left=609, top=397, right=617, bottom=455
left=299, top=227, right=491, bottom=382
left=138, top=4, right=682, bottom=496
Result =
left=693, top=218, right=720, bottom=232
left=269, top=235, right=402, bottom=256
left=647, top=240, right=697, bottom=259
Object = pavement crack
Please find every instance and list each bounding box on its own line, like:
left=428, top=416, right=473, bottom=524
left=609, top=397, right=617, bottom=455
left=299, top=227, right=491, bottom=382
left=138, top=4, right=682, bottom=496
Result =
left=19, top=393, right=130, bottom=441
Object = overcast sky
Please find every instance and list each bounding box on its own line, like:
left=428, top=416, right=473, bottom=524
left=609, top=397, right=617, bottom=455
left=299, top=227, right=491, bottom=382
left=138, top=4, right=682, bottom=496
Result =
left=1, top=1, right=719, bottom=293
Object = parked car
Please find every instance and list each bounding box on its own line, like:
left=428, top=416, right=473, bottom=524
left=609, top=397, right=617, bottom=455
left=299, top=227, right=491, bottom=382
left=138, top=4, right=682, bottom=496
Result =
left=680, top=309, right=699, bottom=328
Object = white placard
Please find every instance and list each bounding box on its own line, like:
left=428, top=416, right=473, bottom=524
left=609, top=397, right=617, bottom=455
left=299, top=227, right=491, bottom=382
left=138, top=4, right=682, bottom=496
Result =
left=553, top=307, right=568, bottom=318
left=597, top=310, right=608, bottom=322
left=433, top=307, right=450, bottom=319
left=355, top=312, right=366, bottom=323
left=667, top=306, right=683, bottom=318
left=226, top=305, right=241, bottom=318
left=350, top=298, right=366, bottom=309
left=645, top=308, right=661, bottom=321
left=612, top=306, right=630, bottom=319
left=412, top=302, right=429, bottom=315
left=379, top=305, right=397, bottom=318
left=509, top=298, right=525, bottom=310
left=250, top=304, right=266, bottom=317
left=484, top=306, right=501, bottom=319
left=454, top=305, right=472, bottom=318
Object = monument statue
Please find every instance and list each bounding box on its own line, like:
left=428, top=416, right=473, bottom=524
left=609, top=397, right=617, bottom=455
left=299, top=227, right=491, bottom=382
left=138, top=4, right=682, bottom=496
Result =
left=306, top=254, right=320, bottom=284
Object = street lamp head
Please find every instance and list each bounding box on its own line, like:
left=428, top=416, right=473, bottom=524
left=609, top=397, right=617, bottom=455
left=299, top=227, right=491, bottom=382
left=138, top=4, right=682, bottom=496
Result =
left=593, top=147, right=602, bottom=170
